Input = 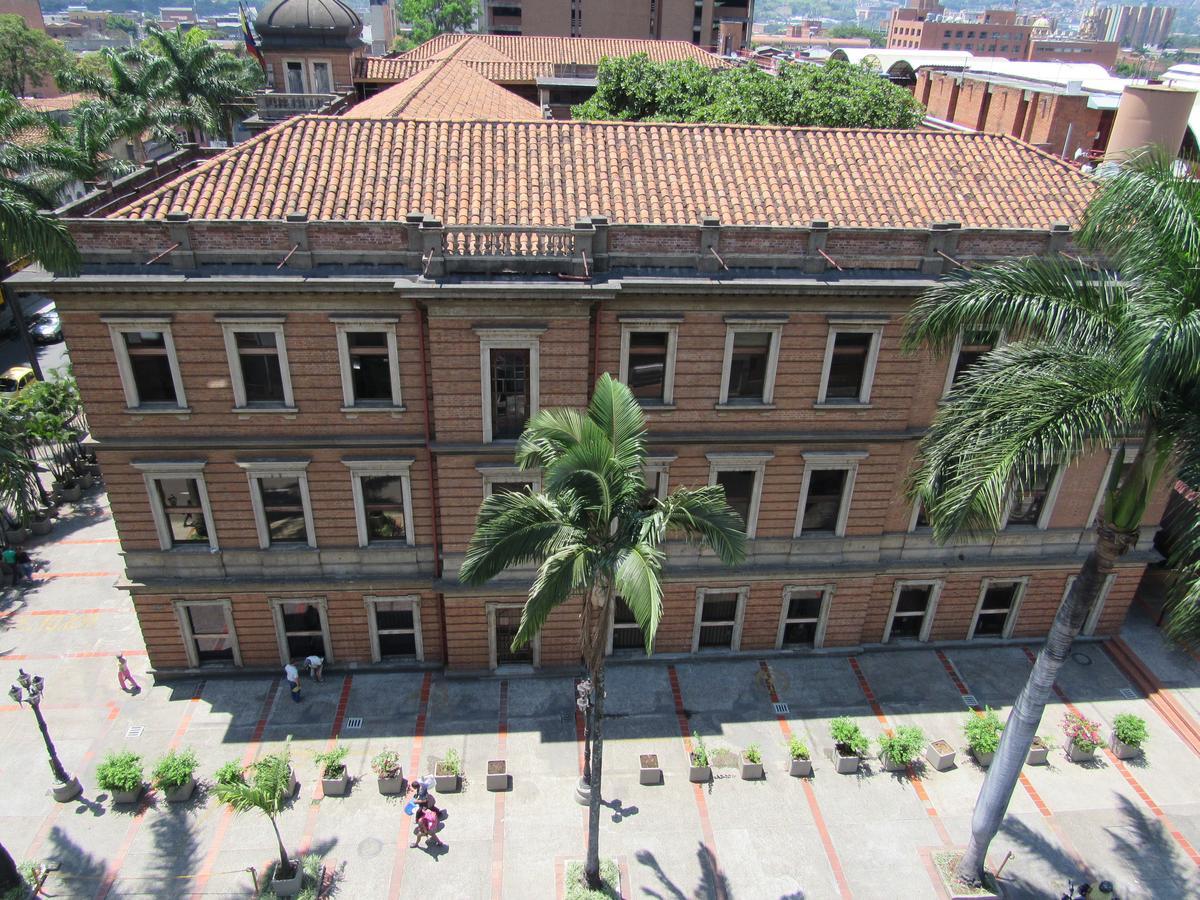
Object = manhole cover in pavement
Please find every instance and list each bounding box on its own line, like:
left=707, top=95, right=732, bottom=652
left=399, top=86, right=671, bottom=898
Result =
left=772, top=702, right=790, bottom=715
left=125, top=725, right=144, bottom=738
left=345, top=717, right=363, bottom=729
left=961, top=695, right=978, bottom=708
left=357, top=837, right=383, bottom=859
left=1119, top=688, right=1137, bottom=700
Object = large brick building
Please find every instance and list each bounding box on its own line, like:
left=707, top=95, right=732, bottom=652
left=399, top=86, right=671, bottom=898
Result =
left=24, top=120, right=1165, bottom=676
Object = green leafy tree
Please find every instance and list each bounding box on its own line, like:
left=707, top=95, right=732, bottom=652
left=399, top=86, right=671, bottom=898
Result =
left=215, top=744, right=297, bottom=880
left=901, top=148, right=1200, bottom=885
left=0, top=15, right=70, bottom=98
left=826, top=24, right=887, bottom=47
left=399, top=0, right=477, bottom=46
left=461, top=374, right=745, bottom=889
left=573, top=57, right=924, bottom=128
left=105, top=14, right=140, bottom=42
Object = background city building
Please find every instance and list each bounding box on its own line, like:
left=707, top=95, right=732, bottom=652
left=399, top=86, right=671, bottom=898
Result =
left=1080, top=4, right=1176, bottom=48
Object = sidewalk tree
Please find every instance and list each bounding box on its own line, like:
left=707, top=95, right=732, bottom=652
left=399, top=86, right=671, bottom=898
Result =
left=396, top=0, right=476, bottom=50
left=215, top=742, right=297, bottom=880
left=461, top=373, right=745, bottom=889
left=0, top=14, right=70, bottom=98
left=0, top=841, right=18, bottom=893
left=901, top=147, right=1200, bottom=885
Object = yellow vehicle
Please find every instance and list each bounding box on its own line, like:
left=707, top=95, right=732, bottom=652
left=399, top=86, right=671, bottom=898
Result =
left=0, top=365, right=35, bottom=401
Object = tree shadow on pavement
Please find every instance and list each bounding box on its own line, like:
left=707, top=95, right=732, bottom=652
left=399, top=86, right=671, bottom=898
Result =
left=148, top=790, right=202, bottom=892
left=1106, top=794, right=1194, bottom=894
left=43, top=824, right=106, bottom=897
left=994, top=814, right=1081, bottom=886
left=636, top=843, right=732, bottom=900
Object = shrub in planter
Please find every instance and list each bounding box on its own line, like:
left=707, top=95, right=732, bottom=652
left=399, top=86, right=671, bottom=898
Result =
left=830, top=717, right=868, bottom=774
left=314, top=744, right=350, bottom=797
left=689, top=731, right=712, bottom=783
left=1061, top=712, right=1103, bottom=762
left=371, top=749, right=405, bottom=794
left=787, top=736, right=812, bottom=777
left=215, top=759, right=245, bottom=787
left=740, top=743, right=764, bottom=780
left=434, top=748, right=462, bottom=793
left=152, top=748, right=199, bottom=802
left=1111, top=713, right=1148, bottom=760
left=877, top=726, right=925, bottom=772
left=96, top=751, right=144, bottom=804
left=963, top=707, right=1004, bottom=767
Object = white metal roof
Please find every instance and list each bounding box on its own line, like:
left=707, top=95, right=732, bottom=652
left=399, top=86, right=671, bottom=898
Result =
left=828, top=48, right=976, bottom=73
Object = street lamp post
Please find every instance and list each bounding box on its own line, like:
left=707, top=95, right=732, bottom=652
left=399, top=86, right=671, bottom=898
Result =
left=10, top=669, right=82, bottom=802
left=574, top=678, right=592, bottom=805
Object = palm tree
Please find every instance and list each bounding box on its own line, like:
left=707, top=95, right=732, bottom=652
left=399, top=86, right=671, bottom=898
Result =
left=0, top=840, right=20, bottom=892
left=65, top=101, right=139, bottom=182
left=461, top=374, right=746, bottom=889
left=900, top=148, right=1200, bottom=885
left=214, top=744, right=297, bottom=881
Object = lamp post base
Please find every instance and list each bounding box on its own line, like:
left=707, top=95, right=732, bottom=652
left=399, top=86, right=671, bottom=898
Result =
left=52, top=776, right=82, bottom=803
left=574, top=776, right=591, bottom=806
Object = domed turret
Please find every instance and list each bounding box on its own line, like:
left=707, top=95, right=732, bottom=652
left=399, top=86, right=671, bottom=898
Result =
left=255, top=0, right=363, bottom=47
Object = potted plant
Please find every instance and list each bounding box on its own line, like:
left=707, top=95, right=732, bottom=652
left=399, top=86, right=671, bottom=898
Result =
left=689, top=732, right=711, bottom=783
left=215, top=759, right=245, bottom=787
left=1026, top=736, right=1051, bottom=766
left=371, top=749, right=405, bottom=794
left=434, top=748, right=461, bottom=793
left=963, top=707, right=1004, bottom=767
left=639, top=752, right=662, bottom=785
left=787, top=736, right=812, bottom=777
left=215, top=742, right=303, bottom=897
left=1062, top=712, right=1103, bottom=763
left=829, top=717, right=868, bottom=774
left=877, top=726, right=926, bottom=772
left=1111, top=713, right=1149, bottom=760
left=96, top=751, right=144, bottom=804
left=152, top=747, right=199, bottom=802
left=740, top=744, right=764, bottom=780
left=486, top=759, right=508, bottom=791
left=314, top=744, right=350, bottom=797
left=925, top=738, right=956, bottom=772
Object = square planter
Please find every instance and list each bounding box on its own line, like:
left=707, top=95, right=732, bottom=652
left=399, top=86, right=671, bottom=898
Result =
left=971, top=748, right=994, bottom=768
left=271, top=859, right=304, bottom=898
left=833, top=750, right=860, bottom=775
left=1026, top=739, right=1050, bottom=766
left=434, top=764, right=461, bottom=793
left=688, top=764, right=711, bottom=783
left=486, top=760, right=508, bottom=792
left=164, top=776, right=197, bottom=803
left=639, top=753, right=662, bottom=785
left=1110, top=736, right=1142, bottom=760
left=377, top=774, right=406, bottom=795
left=740, top=759, right=764, bottom=780
left=52, top=776, right=82, bottom=803
left=1067, top=741, right=1097, bottom=763
left=111, top=785, right=143, bottom=805
left=880, top=752, right=910, bottom=773
left=286, top=767, right=299, bottom=797
left=789, top=758, right=812, bottom=777
left=925, top=740, right=956, bottom=772
left=321, top=768, right=350, bottom=797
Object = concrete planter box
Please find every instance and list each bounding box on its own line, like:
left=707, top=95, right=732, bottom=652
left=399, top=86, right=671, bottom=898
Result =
left=486, top=760, right=508, bottom=792
left=789, top=758, right=812, bottom=777
left=434, top=764, right=460, bottom=793
left=1110, top=736, right=1142, bottom=760
left=287, top=767, right=299, bottom=797
left=271, top=859, right=304, bottom=897
left=321, top=768, right=349, bottom=797
left=971, top=748, right=994, bottom=768
left=29, top=518, right=51, bottom=536
left=5, top=525, right=30, bottom=543
left=925, top=740, right=956, bottom=772
left=377, top=774, right=406, bottom=795
left=111, top=785, right=143, bottom=805
left=1067, top=741, right=1097, bottom=763
left=52, top=776, right=82, bottom=802
left=55, top=482, right=81, bottom=503
left=740, top=759, right=763, bottom=780
left=164, top=776, right=196, bottom=803
left=833, top=750, right=860, bottom=775
left=639, top=754, right=662, bottom=785
left=688, top=763, right=711, bottom=783
left=79, top=473, right=95, bottom=489
left=880, top=752, right=910, bottom=773
left=1026, top=739, right=1050, bottom=766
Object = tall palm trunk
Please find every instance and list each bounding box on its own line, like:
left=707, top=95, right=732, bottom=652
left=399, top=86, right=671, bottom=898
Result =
left=268, top=815, right=294, bottom=880
left=955, top=520, right=1137, bottom=883
left=0, top=840, right=19, bottom=892
left=580, top=579, right=613, bottom=889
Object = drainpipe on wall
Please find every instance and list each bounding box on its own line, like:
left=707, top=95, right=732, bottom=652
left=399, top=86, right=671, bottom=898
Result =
left=416, top=301, right=449, bottom=667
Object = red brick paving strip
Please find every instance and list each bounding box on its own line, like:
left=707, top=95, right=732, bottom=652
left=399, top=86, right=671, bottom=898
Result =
left=298, top=674, right=354, bottom=853
left=665, top=666, right=724, bottom=886
left=1103, top=637, right=1200, bottom=756
left=757, top=660, right=853, bottom=900
left=386, top=671, right=433, bottom=900
left=490, top=680, right=508, bottom=900
left=3, top=649, right=147, bottom=661
left=1018, top=647, right=1200, bottom=867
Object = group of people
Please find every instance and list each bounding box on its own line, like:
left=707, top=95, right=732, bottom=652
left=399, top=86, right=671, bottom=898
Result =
left=282, top=655, right=324, bottom=702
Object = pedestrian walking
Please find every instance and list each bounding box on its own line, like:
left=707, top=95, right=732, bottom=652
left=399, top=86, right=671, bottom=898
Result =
left=410, top=805, right=444, bottom=849
left=14, top=547, right=32, bottom=583
left=116, top=654, right=140, bottom=693
left=284, top=661, right=301, bottom=703
left=304, top=654, right=324, bottom=682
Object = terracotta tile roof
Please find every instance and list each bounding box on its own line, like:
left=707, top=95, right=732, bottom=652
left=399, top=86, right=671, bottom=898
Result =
left=357, top=57, right=433, bottom=81
left=349, top=60, right=542, bottom=120
left=19, top=91, right=93, bottom=112
left=357, top=55, right=555, bottom=84
left=110, top=118, right=1095, bottom=230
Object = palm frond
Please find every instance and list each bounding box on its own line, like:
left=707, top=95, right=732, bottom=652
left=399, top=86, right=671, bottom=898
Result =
left=613, top=541, right=664, bottom=654
left=460, top=491, right=584, bottom=585
left=514, top=407, right=588, bottom=469
left=512, top=545, right=595, bottom=650
left=648, top=485, right=747, bottom=566
left=587, top=373, right=646, bottom=464
left=0, top=186, right=79, bottom=273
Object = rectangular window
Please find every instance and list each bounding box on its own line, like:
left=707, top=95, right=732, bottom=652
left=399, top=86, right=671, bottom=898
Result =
left=273, top=599, right=329, bottom=660
left=155, top=476, right=209, bottom=545
left=348, top=333, right=393, bottom=402
left=490, top=604, right=536, bottom=668
left=608, top=596, right=644, bottom=655
left=221, top=319, right=294, bottom=409
left=346, top=459, right=415, bottom=547
left=945, top=328, right=998, bottom=393
left=175, top=600, right=240, bottom=667
left=107, top=318, right=187, bottom=410
left=727, top=331, right=771, bottom=401
left=708, top=452, right=772, bottom=539
left=366, top=596, right=423, bottom=661
left=693, top=588, right=745, bottom=651
left=1005, top=465, right=1060, bottom=528
left=624, top=330, right=671, bottom=403
left=1089, top=446, right=1136, bottom=527
left=885, top=582, right=941, bottom=642
left=490, top=348, right=530, bottom=440
left=970, top=580, right=1025, bottom=639
left=778, top=587, right=829, bottom=647
left=241, top=461, right=315, bottom=549
left=286, top=60, right=305, bottom=93
left=795, top=451, right=865, bottom=538
left=716, top=470, right=755, bottom=528
left=819, top=323, right=883, bottom=404
left=311, top=60, right=331, bottom=93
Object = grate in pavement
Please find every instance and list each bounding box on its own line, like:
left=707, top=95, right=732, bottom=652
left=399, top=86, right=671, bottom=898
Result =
left=961, top=694, right=978, bottom=707
left=1119, top=688, right=1137, bottom=700
left=125, top=725, right=144, bottom=738
left=345, top=717, right=363, bottom=730
left=772, top=702, right=790, bottom=715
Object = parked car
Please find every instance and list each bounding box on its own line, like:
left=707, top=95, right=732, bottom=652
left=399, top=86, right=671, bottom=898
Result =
left=0, top=365, right=35, bottom=401
left=29, top=309, right=62, bottom=344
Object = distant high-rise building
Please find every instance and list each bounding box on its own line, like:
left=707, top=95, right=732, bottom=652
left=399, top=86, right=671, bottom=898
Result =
left=367, top=0, right=395, bottom=55
left=1080, top=5, right=1175, bottom=48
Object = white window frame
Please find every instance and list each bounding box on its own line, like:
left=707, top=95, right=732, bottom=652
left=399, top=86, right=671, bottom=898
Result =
left=237, top=459, right=316, bottom=549
left=643, top=454, right=676, bottom=500
left=283, top=58, right=308, bottom=92
left=344, top=457, right=415, bottom=547
left=364, top=594, right=424, bottom=662
left=1087, top=446, right=1138, bottom=528
left=477, top=327, right=543, bottom=443
left=774, top=583, right=834, bottom=649
left=219, top=317, right=296, bottom=410
left=606, top=595, right=652, bottom=656
left=174, top=598, right=241, bottom=668
left=105, top=316, right=188, bottom=410
left=968, top=577, right=1029, bottom=640
left=478, top=463, right=542, bottom=496
left=816, top=319, right=885, bottom=406
left=942, top=327, right=1005, bottom=397
left=691, top=586, right=749, bottom=652
left=487, top=601, right=540, bottom=670
left=333, top=317, right=403, bottom=410
left=908, top=499, right=930, bottom=533
left=308, top=58, right=333, bottom=93
left=1001, top=465, right=1066, bottom=530
left=133, top=459, right=219, bottom=551
left=619, top=319, right=679, bottom=406
left=1065, top=574, right=1118, bottom=636
left=883, top=579, right=943, bottom=643
left=794, top=450, right=867, bottom=538
left=707, top=451, right=773, bottom=539
left=270, top=596, right=333, bottom=664
left=718, top=319, right=784, bottom=406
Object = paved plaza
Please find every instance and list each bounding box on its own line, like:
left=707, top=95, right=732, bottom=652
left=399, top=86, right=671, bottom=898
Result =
left=2, top=489, right=1200, bottom=898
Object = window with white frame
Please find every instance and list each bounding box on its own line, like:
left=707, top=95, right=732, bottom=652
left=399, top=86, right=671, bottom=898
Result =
left=776, top=585, right=832, bottom=648
left=619, top=319, right=679, bottom=405
left=969, top=578, right=1027, bottom=639
left=134, top=460, right=218, bottom=551
left=794, top=451, right=866, bottom=537
left=607, top=595, right=645, bottom=655
left=1075, top=573, right=1118, bottom=636
left=105, top=317, right=187, bottom=410
left=1004, top=464, right=1064, bottom=529
left=818, top=321, right=884, bottom=405
left=707, top=452, right=772, bottom=538
left=642, top=454, right=675, bottom=506
left=310, top=60, right=332, bottom=93
left=220, top=317, right=295, bottom=409
left=285, top=59, right=306, bottom=93
left=479, top=463, right=541, bottom=497
left=943, top=328, right=1001, bottom=394
left=477, top=327, right=542, bottom=442
left=1088, top=446, right=1137, bottom=527
left=365, top=595, right=423, bottom=661
left=884, top=581, right=942, bottom=643
left=719, top=319, right=783, bottom=405
left=270, top=597, right=331, bottom=662
left=238, top=460, right=316, bottom=548
left=344, top=458, right=415, bottom=547
left=692, top=586, right=747, bottom=651
left=174, top=599, right=240, bottom=667
left=489, top=602, right=538, bottom=668
left=334, top=318, right=402, bottom=409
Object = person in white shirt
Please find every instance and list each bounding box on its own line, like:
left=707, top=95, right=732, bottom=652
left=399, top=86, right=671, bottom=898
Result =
left=305, top=655, right=324, bottom=682
left=283, top=661, right=301, bottom=703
